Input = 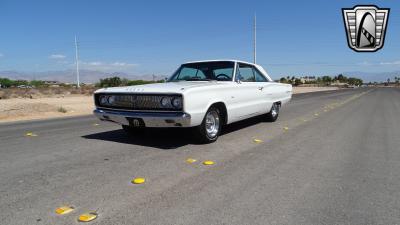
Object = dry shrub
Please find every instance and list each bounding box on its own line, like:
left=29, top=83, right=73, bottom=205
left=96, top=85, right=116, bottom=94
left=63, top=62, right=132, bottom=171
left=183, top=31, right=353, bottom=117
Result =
left=0, top=86, right=97, bottom=99
left=57, top=106, right=68, bottom=113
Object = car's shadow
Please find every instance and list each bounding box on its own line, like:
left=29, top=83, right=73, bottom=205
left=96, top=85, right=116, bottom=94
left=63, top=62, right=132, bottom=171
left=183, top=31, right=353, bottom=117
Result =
left=82, top=115, right=266, bottom=149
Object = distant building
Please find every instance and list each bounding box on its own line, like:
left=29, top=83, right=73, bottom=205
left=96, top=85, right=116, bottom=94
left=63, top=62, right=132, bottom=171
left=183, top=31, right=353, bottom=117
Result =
left=300, top=76, right=316, bottom=83
left=330, top=80, right=348, bottom=87
left=44, top=81, right=61, bottom=85
left=44, top=80, right=61, bottom=87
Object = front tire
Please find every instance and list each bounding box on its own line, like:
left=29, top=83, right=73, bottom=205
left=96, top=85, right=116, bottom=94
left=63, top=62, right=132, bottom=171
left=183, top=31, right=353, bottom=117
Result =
left=194, top=107, right=222, bottom=143
left=265, top=102, right=280, bottom=122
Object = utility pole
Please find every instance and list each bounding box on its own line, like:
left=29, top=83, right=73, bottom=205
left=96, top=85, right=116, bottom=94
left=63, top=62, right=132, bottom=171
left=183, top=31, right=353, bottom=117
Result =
left=253, top=13, right=257, bottom=64
left=74, top=35, right=80, bottom=88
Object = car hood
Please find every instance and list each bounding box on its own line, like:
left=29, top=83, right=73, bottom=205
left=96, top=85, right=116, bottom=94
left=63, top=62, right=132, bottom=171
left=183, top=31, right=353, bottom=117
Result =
left=95, top=81, right=225, bottom=94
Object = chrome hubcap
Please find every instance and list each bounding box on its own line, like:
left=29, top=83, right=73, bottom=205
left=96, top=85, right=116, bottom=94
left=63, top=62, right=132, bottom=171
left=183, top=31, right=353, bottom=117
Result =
left=205, top=110, right=220, bottom=138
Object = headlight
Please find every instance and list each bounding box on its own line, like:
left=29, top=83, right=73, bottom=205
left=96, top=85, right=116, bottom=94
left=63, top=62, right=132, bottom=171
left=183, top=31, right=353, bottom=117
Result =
left=108, top=95, right=116, bottom=105
left=171, top=97, right=182, bottom=108
left=100, top=95, right=108, bottom=105
left=160, top=97, right=170, bottom=107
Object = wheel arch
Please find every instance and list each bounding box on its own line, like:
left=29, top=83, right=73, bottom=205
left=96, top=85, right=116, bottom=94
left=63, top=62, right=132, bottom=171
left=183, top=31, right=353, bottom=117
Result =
left=208, top=102, right=228, bottom=125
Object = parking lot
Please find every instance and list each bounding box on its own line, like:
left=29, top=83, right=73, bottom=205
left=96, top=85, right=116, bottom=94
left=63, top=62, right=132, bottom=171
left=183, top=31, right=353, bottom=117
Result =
left=1, top=88, right=400, bottom=225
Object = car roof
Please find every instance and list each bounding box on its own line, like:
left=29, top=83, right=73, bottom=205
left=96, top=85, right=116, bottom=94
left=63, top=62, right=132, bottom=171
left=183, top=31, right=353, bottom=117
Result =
left=184, top=59, right=258, bottom=66
left=182, top=59, right=273, bottom=82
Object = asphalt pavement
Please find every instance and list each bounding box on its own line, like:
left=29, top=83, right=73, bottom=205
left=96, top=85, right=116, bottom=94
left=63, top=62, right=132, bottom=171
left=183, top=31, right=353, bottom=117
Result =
left=1, top=87, right=400, bottom=225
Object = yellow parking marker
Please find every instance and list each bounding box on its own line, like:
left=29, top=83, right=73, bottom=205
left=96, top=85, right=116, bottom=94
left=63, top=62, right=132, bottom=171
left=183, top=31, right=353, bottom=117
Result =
left=131, top=177, right=145, bottom=184
left=55, top=206, right=74, bottom=215
left=314, top=113, right=319, bottom=116
left=25, top=132, right=38, bottom=137
left=203, top=160, right=215, bottom=165
left=186, top=158, right=197, bottom=163
left=283, top=126, right=289, bottom=131
left=253, top=138, right=263, bottom=143
left=93, top=123, right=99, bottom=126
left=78, top=212, right=97, bottom=222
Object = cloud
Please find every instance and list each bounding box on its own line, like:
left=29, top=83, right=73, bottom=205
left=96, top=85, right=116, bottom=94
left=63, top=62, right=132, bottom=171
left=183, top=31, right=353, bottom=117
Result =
left=358, top=61, right=373, bottom=66
left=86, top=61, right=102, bottom=66
left=380, top=60, right=400, bottom=65
left=358, top=61, right=400, bottom=66
left=80, top=61, right=138, bottom=72
left=111, top=62, right=136, bottom=66
left=49, top=54, right=66, bottom=59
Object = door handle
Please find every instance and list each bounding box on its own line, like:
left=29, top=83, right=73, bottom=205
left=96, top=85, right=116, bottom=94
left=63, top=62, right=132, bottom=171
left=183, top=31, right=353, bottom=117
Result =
left=258, top=86, right=264, bottom=90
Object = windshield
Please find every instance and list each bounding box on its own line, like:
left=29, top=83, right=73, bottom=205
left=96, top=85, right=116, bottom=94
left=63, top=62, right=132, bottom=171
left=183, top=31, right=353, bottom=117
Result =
left=168, top=61, right=234, bottom=82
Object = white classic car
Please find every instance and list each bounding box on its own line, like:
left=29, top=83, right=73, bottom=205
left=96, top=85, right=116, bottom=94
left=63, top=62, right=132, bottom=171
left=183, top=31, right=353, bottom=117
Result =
left=94, top=60, right=292, bottom=143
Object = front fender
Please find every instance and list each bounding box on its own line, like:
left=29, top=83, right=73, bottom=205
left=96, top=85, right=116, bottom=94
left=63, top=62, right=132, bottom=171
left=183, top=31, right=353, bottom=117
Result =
left=183, top=91, right=226, bottom=127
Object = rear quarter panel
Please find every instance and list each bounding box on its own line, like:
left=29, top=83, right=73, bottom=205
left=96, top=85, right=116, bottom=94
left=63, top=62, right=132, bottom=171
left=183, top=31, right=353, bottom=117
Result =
left=269, top=82, right=292, bottom=105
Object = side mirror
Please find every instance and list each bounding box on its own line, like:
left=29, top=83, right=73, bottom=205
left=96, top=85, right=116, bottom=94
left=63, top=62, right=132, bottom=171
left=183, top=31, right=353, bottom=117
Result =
left=235, top=75, right=242, bottom=83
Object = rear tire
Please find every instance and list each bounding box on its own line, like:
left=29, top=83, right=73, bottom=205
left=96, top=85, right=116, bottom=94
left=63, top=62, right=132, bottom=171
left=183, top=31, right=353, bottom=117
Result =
left=194, top=106, right=222, bottom=143
left=265, top=102, right=280, bottom=122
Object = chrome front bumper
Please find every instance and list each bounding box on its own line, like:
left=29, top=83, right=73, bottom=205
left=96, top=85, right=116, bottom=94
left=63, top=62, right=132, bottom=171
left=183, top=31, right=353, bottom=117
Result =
left=93, top=109, right=191, bottom=127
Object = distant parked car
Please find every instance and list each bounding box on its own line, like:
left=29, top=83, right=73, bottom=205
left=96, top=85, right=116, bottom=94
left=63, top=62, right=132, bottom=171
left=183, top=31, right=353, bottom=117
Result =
left=94, top=60, right=292, bottom=143
left=17, top=85, right=32, bottom=89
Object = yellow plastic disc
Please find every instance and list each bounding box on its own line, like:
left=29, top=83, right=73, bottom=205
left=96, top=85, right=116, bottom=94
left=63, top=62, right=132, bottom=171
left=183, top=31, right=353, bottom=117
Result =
left=283, top=127, right=289, bottom=131
left=186, top=158, right=197, bottom=163
left=203, top=160, right=215, bottom=165
left=314, top=113, right=319, bottom=116
left=93, top=123, right=99, bottom=126
left=55, top=206, right=74, bottom=215
left=131, top=177, right=145, bottom=184
left=78, top=212, right=97, bottom=222
left=253, top=139, right=263, bottom=143
left=25, top=132, right=38, bottom=137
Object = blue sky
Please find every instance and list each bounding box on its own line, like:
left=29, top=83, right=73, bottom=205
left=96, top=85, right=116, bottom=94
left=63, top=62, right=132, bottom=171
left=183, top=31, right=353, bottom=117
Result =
left=0, top=0, right=399, bottom=80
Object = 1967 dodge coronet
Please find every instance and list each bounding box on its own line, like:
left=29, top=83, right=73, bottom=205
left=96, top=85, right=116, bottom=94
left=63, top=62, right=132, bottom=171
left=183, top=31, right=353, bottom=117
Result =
left=94, top=60, right=292, bottom=143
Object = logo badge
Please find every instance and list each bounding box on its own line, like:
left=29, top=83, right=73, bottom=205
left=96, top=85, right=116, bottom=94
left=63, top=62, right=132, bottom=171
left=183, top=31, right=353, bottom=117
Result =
left=342, top=5, right=389, bottom=52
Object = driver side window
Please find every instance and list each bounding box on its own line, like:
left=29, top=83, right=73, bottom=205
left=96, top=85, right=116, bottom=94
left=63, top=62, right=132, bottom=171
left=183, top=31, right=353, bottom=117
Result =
left=237, top=64, right=255, bottom=82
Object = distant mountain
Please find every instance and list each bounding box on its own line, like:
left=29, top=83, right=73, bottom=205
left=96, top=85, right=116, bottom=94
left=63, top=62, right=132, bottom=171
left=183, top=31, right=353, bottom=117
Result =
left=1, top=69, right=398, bottom=83
left=342, top=71, right=400, bottom=83
left=0, top=70, right=167, bottom=83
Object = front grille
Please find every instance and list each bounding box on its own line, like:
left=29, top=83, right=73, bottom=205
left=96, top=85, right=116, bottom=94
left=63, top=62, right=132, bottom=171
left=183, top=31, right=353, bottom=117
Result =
left=95, top=93, right=182, bottom=111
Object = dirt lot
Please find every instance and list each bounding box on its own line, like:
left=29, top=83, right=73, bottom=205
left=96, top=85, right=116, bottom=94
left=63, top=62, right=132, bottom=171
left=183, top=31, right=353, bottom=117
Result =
left=0, top=86, right=338, bottom=123
left=292, top=86, right=338, bottom=94
left=0, top=95, right=94, bottom=122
